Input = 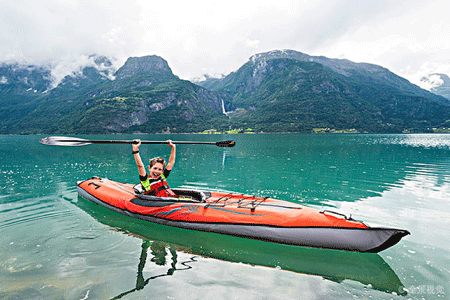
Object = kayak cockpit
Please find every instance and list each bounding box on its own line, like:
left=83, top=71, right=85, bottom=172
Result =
left=133, top=184, right=209, bottom=203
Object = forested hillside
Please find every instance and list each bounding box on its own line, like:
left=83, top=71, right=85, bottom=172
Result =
left=1, top=50, right=450, bottom=134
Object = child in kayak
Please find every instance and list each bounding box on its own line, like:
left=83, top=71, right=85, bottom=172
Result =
left=132, top=139, right=177, bottom=197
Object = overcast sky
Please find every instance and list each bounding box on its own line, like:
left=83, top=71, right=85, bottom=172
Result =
left=1, top=0, right=449, bottom=89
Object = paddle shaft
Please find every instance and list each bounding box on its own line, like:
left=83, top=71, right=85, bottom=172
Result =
left=63, top=139, right=220, bottom=145
left=39, top=136, right=235, bottom=147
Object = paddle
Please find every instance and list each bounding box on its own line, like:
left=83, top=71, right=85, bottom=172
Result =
left=39, top=136, right=236, bottom=147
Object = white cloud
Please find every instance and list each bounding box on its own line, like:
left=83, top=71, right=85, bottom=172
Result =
left=0, top=76, right=8, bottom=84
left=1, top=0, right=450, bottom=83
left=316, top=1, right=450, bottom=86
left=245, top=39, right=260, bottom=49
left=47, top=54, right=117, bottom=89
left=402, top=63, right=450, bottom=90
left=421, top=74, right=444, bottom=90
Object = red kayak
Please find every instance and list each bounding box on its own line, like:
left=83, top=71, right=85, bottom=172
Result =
left=77, top=177, right=409, bottom=252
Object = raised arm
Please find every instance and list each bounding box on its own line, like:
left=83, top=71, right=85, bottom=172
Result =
left=166, top=140, right=176, bottom=171
left=132, top=140, right=146, bottom=177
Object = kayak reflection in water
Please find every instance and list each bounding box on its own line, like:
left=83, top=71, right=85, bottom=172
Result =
left=112, top=240, right=197, bottom=299
left=132, top=139, right=177, bottom=197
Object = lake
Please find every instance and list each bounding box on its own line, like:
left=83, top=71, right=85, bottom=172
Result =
left=1, top=134, right=449, bottom=299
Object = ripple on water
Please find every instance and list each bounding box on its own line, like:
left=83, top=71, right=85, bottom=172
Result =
left=0, top=197, right=74, bottom=231
left=60, top=228, right=128, bottom=256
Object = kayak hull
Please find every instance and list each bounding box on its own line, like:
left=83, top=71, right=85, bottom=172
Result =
left=77, top=177, right=409, bottom=253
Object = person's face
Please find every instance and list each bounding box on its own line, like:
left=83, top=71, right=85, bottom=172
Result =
left=148, top=162, right=164, bottom=179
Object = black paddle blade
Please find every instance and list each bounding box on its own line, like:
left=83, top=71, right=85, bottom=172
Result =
left=216, top=140, right=236, bottom=147
left=39, top=136, right=91, bottom=146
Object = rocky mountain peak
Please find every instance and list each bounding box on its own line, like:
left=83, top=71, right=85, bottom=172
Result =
left=114, top=55, right=173, bottom=80
left=248, top=49, right=385, bottom=77
left=249, top=49, right=309, bottom=63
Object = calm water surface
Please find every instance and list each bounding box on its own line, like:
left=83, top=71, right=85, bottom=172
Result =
left=1, top=134, right=449, bottom=299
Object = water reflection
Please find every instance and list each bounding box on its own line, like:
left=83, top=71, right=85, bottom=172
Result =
left=75, top=197, right=407, bottom=296
left=111, top=240, right=197, bottom=299
left=5, top=134, right=450, bottom=298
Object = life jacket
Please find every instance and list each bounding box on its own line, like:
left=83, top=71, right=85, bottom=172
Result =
left=145, top=177, right=177, bottom=198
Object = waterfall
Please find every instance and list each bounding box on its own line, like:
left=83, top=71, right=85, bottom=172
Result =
left=221, top=99, right=229, bottom=116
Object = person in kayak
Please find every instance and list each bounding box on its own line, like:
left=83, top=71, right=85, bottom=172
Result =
left=132, top=139, right=177, bottom=197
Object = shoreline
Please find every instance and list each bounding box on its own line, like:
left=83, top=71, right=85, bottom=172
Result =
left=3, top=131, right=450, bottom=136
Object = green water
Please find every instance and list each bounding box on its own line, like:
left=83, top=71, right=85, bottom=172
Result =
left=1, top=134, right=449, bottom=299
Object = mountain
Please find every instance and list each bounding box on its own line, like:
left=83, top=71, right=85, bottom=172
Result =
left=2, top=50, right=450, bottom=134
left=0, top=55, right=227, bottom=134
left=192, top=74, right=226, bottom=91
left=55, top=55, right=114, bottom=90
left=0, top=62, right=52, bottom=131
left=198, top=50, right=450, bottom=133
left=420, top=73, right=450, bottom=100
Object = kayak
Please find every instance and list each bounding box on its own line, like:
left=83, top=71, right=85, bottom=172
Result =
left=76, top=177, right=410, bottom=253
left=77, top=203, right=407, bottom=295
